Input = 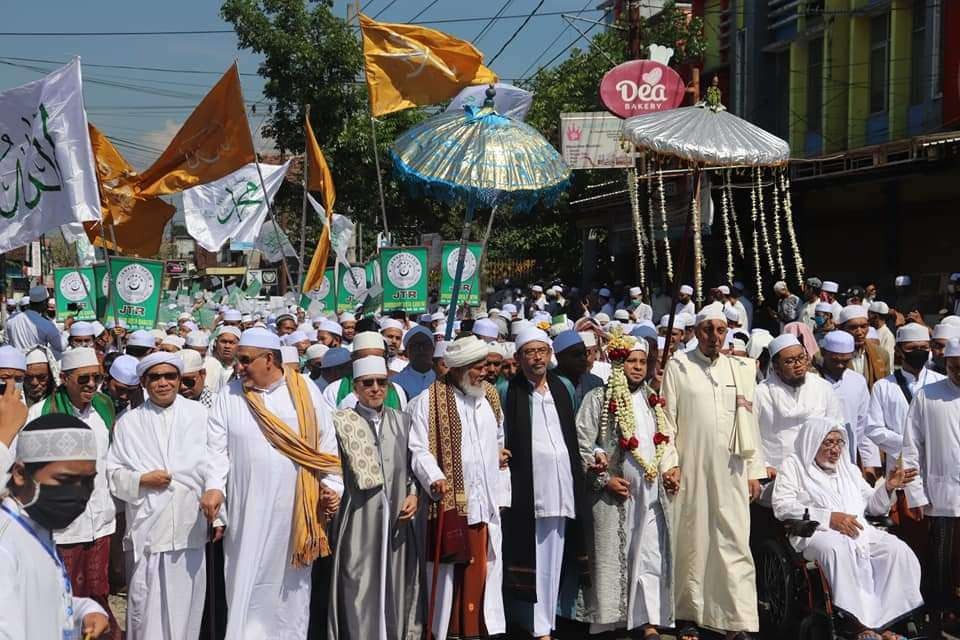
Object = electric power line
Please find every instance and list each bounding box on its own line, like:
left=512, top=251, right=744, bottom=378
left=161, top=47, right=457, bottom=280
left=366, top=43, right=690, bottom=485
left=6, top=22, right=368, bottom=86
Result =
left=487, top=0, right=545, bottom=66
left=372, top=0, right=399, bottom=20
left=516, top=0, right=593, bottom=81
left=473, top=0, right=515, bottom=44
left=407, top=0, right=440, bottom=22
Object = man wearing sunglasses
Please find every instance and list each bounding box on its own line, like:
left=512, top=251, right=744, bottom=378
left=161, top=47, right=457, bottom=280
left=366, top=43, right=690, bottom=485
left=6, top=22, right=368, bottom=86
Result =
left=179, top=350, right=213, bottom=408
left=27, top=346, right=119, bottom=635
left=106, top=351, right=218, bottom=640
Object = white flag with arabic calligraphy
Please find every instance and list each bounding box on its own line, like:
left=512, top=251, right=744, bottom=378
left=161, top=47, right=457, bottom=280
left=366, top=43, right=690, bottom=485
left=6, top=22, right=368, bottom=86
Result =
left=256, top=221, right=299, bottom=263
left=0, top=58, right=100, bottom=253
left=182, top=160, right=291, bottom=252
left=306, top=193, right=354, bottom=270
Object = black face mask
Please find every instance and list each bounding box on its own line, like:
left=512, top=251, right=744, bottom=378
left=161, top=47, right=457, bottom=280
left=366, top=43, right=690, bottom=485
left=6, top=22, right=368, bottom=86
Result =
left=24, top=480, right=92, bottom=531
left=309, top=365, right=323, bottom=379
left=932, top=355, right=947, bottom=374
left=902, top=349, right=930, bottom=371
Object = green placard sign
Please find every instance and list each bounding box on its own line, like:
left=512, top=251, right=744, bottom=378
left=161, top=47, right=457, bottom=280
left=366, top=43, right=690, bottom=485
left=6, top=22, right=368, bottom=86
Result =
left=439, top=242, right=482, bottom=306
left=379, top=246, right=428, bottom=312
left=300, top=268, right=336, bottom=313
left=336, top=264, right=368, bottom=312
left=54, top=267, right=97, bottom=320
left=103, top=257, right=164, bottom=330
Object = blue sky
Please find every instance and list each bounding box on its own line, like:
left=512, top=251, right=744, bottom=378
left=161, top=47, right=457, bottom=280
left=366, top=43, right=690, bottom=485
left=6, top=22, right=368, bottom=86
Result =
left=0, top=0, right=605, bottom=170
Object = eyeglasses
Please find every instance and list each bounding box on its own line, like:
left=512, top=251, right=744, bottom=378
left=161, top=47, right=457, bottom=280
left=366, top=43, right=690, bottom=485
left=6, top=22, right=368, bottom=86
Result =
left=780, top=355, right=806, bottom=367
left=146, top=372, right=180, bottom=383
left=73, top=373, right=104, bottom=386
left=360, top=378, right=389, bottom=388
left=820, top=438, right=846, bottom=451
left=24, top=373, right=48, bottom=383
left=236, top=352, right=268, bottom=366
left=521, top=346, right=550, bottom=358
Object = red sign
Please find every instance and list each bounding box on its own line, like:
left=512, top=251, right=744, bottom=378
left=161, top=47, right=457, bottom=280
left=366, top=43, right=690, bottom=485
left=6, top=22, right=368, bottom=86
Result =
left=599, top=60, right=686, bottom=119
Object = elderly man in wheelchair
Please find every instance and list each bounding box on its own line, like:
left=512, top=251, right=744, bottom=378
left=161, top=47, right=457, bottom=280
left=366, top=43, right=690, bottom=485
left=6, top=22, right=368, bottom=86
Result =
left=766, top=416, right=923, bottom=640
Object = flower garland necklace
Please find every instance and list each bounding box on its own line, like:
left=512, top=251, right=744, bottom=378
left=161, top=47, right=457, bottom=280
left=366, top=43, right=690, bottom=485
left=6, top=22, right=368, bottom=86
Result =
left=598, top=329, right=670, bottom=481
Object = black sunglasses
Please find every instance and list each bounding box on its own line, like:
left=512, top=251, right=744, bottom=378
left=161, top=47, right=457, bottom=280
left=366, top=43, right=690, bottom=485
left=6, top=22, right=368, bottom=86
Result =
left=74, top=373, right=104, bottom=386
left=360, top=378, right=389, bottom=388
left=146, top=372, right=180, bottom=383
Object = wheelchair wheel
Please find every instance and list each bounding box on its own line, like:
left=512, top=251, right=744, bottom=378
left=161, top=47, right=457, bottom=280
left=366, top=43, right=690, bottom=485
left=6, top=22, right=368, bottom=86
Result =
left=756, top=538, right=803, bottom=639
left=797, top=613, right=833, bottom=640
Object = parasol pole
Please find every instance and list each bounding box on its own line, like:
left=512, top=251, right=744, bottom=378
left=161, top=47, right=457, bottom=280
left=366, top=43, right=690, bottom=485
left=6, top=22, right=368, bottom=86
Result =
left=477, top=205, right=499, bottom=293
left=658, top=167, right=701, bottom=374
left=444, top=204, right=477, bottom=341
left=298, top=104, right=312, bottom=288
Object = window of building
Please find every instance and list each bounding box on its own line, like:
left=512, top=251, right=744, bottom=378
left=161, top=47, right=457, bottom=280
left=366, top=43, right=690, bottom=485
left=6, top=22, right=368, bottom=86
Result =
left=910, top=0, right=927, bottom=104
left=870, top=13, right=889, bottom=114
left=807, top=38, right=823, bottom=133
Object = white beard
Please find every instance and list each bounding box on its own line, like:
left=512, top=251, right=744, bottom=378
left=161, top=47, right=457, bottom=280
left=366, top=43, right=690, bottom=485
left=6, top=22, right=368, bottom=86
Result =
left=816, top=459, right=838, bottom=473
left=458, top=372, right=485, bottom=398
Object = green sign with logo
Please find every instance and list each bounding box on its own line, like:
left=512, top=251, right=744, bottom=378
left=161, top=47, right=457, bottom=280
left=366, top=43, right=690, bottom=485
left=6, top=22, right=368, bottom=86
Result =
left=379, top=246, right=428, bottom=312
left=54, top=267, right=97, bottom=320
left=336, top=264, right=368, bottom=312
left=103, top=257, right=164, bottom=330
left=300, top=268, right=336, bottom=314
left=439, top=242, right=482, bottom=306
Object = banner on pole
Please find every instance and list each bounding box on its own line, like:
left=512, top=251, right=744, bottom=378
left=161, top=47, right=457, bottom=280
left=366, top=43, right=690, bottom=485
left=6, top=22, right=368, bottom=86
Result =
left=103, top=257, right=164, bottom=329
left=439, top=242, right=481, bottom=306
left=54, top=267, right=97, bottom=320
left=336, top=265, right=367, bottom=312
left=300, top=268, right=336, bottom=313
left=379, top=247, right=428, bottom=312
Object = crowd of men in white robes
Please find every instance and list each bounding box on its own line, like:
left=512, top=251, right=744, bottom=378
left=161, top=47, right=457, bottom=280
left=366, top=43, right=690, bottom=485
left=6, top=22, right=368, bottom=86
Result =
left=0, top=271, right=959, bottom=640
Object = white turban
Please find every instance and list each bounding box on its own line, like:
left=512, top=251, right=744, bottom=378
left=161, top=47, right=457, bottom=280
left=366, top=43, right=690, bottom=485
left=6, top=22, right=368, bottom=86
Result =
left=443, top=336, right=489, bottom=368
left=136, top=351, right=184, bottom=378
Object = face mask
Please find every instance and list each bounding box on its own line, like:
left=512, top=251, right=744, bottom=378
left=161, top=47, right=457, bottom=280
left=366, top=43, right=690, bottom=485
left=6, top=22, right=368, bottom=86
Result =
left=814, top=316, right=826, bottom=328
left=23, top=479, right=92, bottom=531
left=932, top=355, right=946, bottom=374
left=310, top=365, right=324, bottom=379
left=902, top=349, right=930, bottom=371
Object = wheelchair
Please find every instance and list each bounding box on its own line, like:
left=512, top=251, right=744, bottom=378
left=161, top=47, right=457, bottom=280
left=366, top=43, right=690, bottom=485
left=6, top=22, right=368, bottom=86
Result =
left=750, top=502, right=924, bottom=640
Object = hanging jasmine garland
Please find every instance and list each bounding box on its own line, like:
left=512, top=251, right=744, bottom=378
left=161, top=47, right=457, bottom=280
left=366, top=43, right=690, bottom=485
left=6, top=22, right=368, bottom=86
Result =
left=780, top=170, right=805, bottom=288
left=646, top=169, right=658, bottom=268
left=627, top=168, right=646, bottom=287
left=690, top=176, right=703, bottom=304
left=657, top=162, right=673, bottom=284
left=770, top=167, right=786, bottom=280
left=720, top=172, right=735, bottom=286
left=750, top=168, right=764, bottom=305
left=726, top=171, right=745, bottom=259
left=754, top=167, right=775, bottom=276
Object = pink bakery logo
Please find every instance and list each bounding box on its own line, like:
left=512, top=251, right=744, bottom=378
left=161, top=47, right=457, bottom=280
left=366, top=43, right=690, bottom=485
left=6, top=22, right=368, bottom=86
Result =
left=565, top=125, right=582, bottom=141
left=600, top=59, right=685, bottom=119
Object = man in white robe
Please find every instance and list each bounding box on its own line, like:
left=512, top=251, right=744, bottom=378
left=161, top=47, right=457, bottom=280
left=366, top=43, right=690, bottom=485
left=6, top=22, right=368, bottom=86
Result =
left=661, top=303, right=764, bottom=638
left=901, top=338, right=960, bottom=633
left=204, top=328, right=342, bottom=640
left=772, top=417, right=922, bottom=636
left=407, top=335, right=510, bottom=639
left=756, top=334, right=843, bottom=476
left=107, top=352, right=218, bottom=640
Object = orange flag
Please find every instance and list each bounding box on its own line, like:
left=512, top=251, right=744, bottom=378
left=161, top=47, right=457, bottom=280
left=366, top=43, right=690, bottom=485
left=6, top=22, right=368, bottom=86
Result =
left=302, top=113, right=335, bottom=292
left=360, top=13, right=497, bottom=117
left=83, top=125, right=176, bottom=257
left=136, top=64, right=255, bottom=197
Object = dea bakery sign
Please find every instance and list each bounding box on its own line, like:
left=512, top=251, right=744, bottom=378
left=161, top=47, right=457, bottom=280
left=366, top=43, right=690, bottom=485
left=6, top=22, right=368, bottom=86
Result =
left=599, top=46, right=685, bottom=119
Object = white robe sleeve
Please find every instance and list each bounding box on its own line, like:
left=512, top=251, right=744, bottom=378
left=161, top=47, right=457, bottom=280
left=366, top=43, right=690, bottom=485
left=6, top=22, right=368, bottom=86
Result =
left=495, top=400, right=511, bottom=509
left=856, top=381, right=881, bottom=467
left=861, top=475, right=895, bottom=516
left=206, top=391, right=230, bottom=497
left=313, top=394, right=343, bottom=497
left=0, top=441, right=13, bottom=489
left=0, top=546, right=26, bottom=640
left=770, top=458, right=832, bottom=531
left=406, top=393, right=445, bottom=493
left=864, top=385, right=902, bottom=455
left=900, top=397, right=929, bottom=509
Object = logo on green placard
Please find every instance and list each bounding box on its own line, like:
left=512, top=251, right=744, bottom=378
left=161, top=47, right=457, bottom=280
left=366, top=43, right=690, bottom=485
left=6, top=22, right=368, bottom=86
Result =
left=316, top=275, right=331, bottom=299
left=446, top=248, right=477, bottom=280
left=59, top=272, right=91, bottom=302
left=343, top=267, right=366, bottom=296
left=116, top=264, right=154, bottom=304
left=386, top=252, right=422, bottom=289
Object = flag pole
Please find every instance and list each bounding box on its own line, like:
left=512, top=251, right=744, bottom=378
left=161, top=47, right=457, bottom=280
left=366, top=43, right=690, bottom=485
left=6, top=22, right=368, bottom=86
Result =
left=99, top=221, right=121, bottom=332
left=369, top=116, right=390, bottom=242
left=297, top=104, right=312, bottom=288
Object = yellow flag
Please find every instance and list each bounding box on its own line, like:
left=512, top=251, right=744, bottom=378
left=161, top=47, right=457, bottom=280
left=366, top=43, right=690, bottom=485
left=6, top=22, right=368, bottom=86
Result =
left=83, top=125, right=176, bottom=257
left=360, top=13, right=498, bottom=117
left=136, top=64, right=255, bottom=197
left=305, top=114, right=335, bottom=213
left=302, top=221, right=331, bottom=293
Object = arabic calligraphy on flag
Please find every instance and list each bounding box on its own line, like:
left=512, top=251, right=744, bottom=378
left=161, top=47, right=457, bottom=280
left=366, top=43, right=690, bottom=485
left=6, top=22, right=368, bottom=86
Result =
left=257, top=221, right=298, bottom=263
left=0, top=58, right=100, bottom=253
left=182, top=161, right=291, bottom=252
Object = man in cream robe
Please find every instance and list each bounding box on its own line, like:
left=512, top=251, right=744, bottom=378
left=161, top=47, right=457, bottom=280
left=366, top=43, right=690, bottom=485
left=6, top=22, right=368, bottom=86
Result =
left=772, top=417, right=922, bottom=635
left=407, top=335, right=510, bottom=639
left=107, top=352, right=217, bottom=640
left=661, top=303, right=765, bottom=637
left=205, top=328, right=342, bottom=640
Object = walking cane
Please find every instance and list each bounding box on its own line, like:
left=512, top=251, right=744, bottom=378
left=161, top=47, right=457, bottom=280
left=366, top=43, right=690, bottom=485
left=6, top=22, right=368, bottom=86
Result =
left=426, top=505, right=445, bottom=640
left=207, top=528, right=217, bottom=640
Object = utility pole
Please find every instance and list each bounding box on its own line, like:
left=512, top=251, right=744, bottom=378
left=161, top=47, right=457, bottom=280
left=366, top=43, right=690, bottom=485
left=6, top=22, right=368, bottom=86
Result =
left=627, top=0, right=641, bottom=59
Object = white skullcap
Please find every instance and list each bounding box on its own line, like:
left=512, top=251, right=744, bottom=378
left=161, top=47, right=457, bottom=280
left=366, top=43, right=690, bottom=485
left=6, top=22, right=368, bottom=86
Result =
left=629, top=286, right=642, bottom=296
left=773, top=280, right=788, bottom=292
left=444, top=336, right=489, bottom=368
left=380, top=318, right=403, bottom=332
left=109, top=354, right=140, bottom=386
left=821, top=331, right=854, bottom=354
left=838, top=305, right=867, bottom=324
left=16, top=420, right=98, bottom=463
left=339, top=312, right=356, bottom=323
left=305, top=343, right=329, bottom=361
left=242, top=314, right=254, bottom=323
left=150, top=329, right=166, bottom=342
left=306, top=329, right=318, bottom=342
left=180, top=349, right=204, bottom=374
left=815, top=302, right=834, bottom=314
left=283, top=331, right=308, bottom=346
left=531, top=310, right=551, bottom=324
left=105, top=318, right=128, bottom=330
left=613, top=309, right=630, bottom=321
left=322, top=347, right=351, bottom=369
left=746, top=329, right=774, bottom=359
left=280, top=346, right=299, bottom=365
left=275, top=312, right=295, bottom=325
left=183, top=321, right=198, bottom=332
left=578, top=331, right=597, bottom=348
left=511, top=319, right=532, bottom=334
left=932, top=324, right=960, bottom=341
left=177, top=312, right=192, bottom=322
left=25, top=348, right=49, bottom=367
left=318, top=320, right=343, bottom=337
left=69, top=321, right=95, bottom=337
left=531, top=284, right=543, bottom=293
left=515, top=328, right=550, bottom=351
left=126, top=330, right=155, bottom=349
left=185, top=332, right=208, bottom=348
left=61, top=347, right=99, bottom=371
left=868, top=301, right=889, bottom=315
left=679, top=284, right=694, bottom=296
left=0, top=346, right=26, bottom=371
left=28, top=286, right=48, bottom=303
left=942, top=315, right=960, bottom=327
left=945, top=338, right=960, bottom=358
left=90, top=321, right=105, bottom=337
left=353, top=331, right=385, bottom=352
left=896, top=324, right=930, bottom=343
left=598, top=287, right=611, bottom=297
left=161, top=335, right=184, bottom=349
left=594, top=312, right=610, bottom=326
left=768, top=334, right=801, bottom=357
left=433, top=341, right=448, bottom=358
left=630, top=338, right=649, bottom=353
left=239, top=327, right=282, bottom=350
left=472, top=318, right=499, bottom=341
left=136, top=351, right=183, bottom=378
left=695, top=302, right=726, bottom=325
left=723, top=304, right=741, bottom=322
left=718, top=285, right=731, bottom=295
left=217, top=326, right=242, bottom=340
left=488, top=308, right=501, bottom=317
left=681, top=312, right=696, bottom=328
left=821, top=281, right=839, bottom=293
left=403, top=325, right=433, bottom=348
left=223, top=309, right=242, bottom=322
left=502, top=303, right=518, bottom=314
left=430, top=311, right=445, bottom=322
left=552, top=330, right=583, bottom=354
left=353, top=355, right=387, bottom=379
left=895, top=275, right=912, bottom=287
